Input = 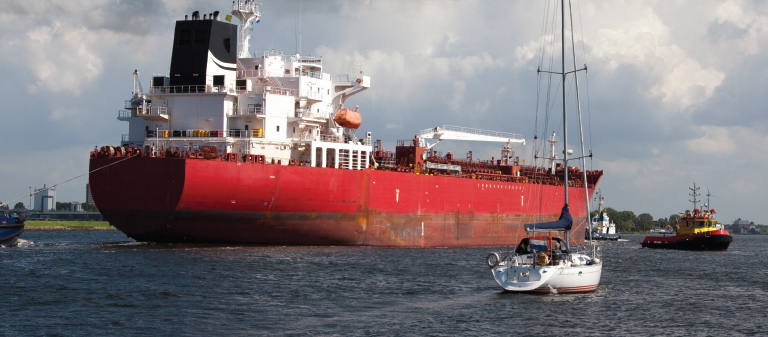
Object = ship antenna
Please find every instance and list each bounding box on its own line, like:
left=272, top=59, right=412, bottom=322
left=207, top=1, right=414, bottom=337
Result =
left=705, top=184, right=717, bottom=210
left=299, top=0, right=302, bottom=55
left=689, top=182, right=701, bottom=212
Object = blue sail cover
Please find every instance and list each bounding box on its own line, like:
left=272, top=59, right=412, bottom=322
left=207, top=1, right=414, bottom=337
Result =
left=525, top=205, right=573, bottom=231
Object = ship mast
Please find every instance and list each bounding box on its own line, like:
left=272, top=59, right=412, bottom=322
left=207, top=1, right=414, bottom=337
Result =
left=231, top=1, right=261, bottom=58
left=689, top=182, right=701, bottom=211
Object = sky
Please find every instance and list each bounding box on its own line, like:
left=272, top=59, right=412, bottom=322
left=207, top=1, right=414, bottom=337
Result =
left=0, top=0, right=766, bottom=225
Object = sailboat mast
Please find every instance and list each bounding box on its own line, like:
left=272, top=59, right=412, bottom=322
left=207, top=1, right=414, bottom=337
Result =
left=560, top=0, right=571, bottom=248
left=567, top=0, right=593, bottom=246
left=561, top=0, right=569, bottom=207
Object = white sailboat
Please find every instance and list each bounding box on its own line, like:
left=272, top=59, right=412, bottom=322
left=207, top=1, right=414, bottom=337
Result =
left=486, top=0, right=602, bottom=293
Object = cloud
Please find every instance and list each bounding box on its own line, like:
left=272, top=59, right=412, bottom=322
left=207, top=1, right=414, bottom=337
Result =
left=650, top=58, right=725, bottom=110
left=22, top=23, right=104, bottom=95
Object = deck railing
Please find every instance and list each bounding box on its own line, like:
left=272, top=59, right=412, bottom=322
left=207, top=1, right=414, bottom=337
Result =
left=146, top=129, right=265, bottom=139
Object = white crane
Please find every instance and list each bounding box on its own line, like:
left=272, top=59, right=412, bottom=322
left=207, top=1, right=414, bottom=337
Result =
left=417, top=125, right=525, bottom=149
left=417, top=125, right=525, bottom=165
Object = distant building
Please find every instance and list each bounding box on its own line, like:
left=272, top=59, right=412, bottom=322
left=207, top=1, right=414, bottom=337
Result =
left=33, top=185, right=56, bottom=212
left=732, top=218, right=757, bottom=234
left=86, top=183, right=94, bottom=205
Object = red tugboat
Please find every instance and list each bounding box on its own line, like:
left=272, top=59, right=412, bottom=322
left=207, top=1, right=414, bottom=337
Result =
left=642, top=183, right=732, bottom=251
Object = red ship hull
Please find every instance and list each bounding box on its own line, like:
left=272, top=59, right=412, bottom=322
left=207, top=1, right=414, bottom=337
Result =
left=89, top=157, right=599, bottom=247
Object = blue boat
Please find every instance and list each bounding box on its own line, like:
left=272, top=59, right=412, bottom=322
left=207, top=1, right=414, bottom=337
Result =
left=0, top=211, right=25, bottom=247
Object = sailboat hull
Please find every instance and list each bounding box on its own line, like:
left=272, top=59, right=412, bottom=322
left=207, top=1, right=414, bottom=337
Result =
left=492, top=260, right=602, bottom=293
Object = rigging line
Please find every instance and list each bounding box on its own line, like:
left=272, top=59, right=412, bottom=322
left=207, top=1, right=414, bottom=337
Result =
left=541, top=0, right=559, bottom=146
left=576, top=0, right=588, bottom=73
left=537, top=0, right=552, bottom=69
left=575, top=0, right=593, bottom=167
left=541, top=19, right=559, bottom=159
left=0, top=154, right=140, bottom=208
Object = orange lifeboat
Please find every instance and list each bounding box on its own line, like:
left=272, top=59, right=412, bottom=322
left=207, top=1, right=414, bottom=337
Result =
left=334, top=105, right=362, bottom=129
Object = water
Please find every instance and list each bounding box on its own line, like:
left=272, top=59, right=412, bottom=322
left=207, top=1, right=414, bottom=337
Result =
left=2, top=232, right=766, bottom=336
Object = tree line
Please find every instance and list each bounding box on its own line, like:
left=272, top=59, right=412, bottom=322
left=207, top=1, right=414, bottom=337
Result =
left=590, top=208, right=682, bottom=233
left=0, top=202, right=98, bottom=212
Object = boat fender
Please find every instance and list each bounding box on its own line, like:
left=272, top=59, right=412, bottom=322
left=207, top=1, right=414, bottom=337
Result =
left=486, top=253, right=501, bottom=268
left=537, top=252, right=549, bottom=265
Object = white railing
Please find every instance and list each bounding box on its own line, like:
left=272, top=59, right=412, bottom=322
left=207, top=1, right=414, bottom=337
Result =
left=231, top=85, right=297, bottom=97
left=300, top=70, right=322, bottom=79
left=148, top=85, right=236, bottom=94
left=293, top=133, right=362, bottom=145
left=295, top=55, right=322, bottom=64
left=263, top=50, right=286, bottom=61
left=418, top=125, right=525, bottom=141
left=233, top=0, right=258, bottom=12
left=237, top=69, right=285, bottom=78
left=146, top=129, right=265, bottom=139
left=264, top=86, right=297, bottom=96
left=319, top=134, right=343, bottom=143
left=332, top=74, right=357, bottom=83
left=118, top=110, right=133, bottom=118
left=299, top=89, right=323, bottom=100
left=294, top=107, right=327, bottom=119
left=229, top=107, right=264, bottom=116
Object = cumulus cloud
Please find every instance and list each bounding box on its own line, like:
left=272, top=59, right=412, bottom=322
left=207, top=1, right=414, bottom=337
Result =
left=22, top=23, right=104, bottom=95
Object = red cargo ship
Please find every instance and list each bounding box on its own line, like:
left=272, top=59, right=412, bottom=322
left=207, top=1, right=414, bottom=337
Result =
left=89, top=2, right=602, bottom=247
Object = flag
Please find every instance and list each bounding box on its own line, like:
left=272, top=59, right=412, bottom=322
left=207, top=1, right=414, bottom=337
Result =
left=225, top=14, right=232, bottom=22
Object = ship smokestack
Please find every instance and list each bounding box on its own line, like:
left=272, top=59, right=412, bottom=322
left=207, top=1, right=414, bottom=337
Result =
left=192, top=11, right=200, bottom=20
left=185, top=15, right=188, bottom=21
left=213, top=11, right=220, bottom=21
left=203, top=14, right=207, bottom=20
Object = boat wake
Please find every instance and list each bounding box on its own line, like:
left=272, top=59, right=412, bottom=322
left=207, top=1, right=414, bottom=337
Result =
left=1, top=239, right=33, bottom=248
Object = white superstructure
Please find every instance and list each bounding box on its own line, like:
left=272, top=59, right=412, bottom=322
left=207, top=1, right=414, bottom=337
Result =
left=118, top=2, right=372, bottom=170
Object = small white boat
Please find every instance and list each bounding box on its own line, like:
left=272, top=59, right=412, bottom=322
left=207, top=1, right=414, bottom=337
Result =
left=488, top=224, right=602, bottom=293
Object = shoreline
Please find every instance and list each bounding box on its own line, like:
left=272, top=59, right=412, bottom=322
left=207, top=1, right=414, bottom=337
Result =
left=24, top=221, right=117, bottom=231
left=25, top=227, right=117, bottom=231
